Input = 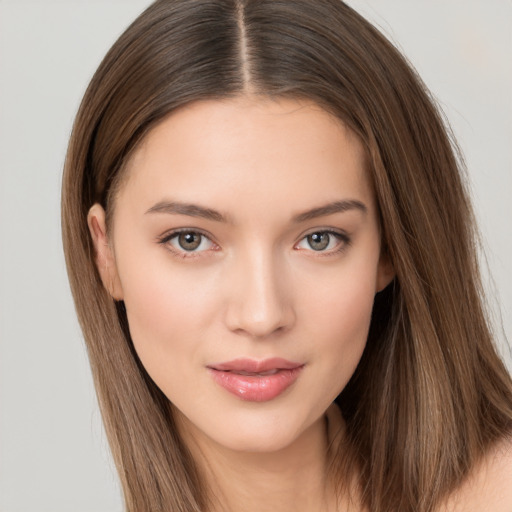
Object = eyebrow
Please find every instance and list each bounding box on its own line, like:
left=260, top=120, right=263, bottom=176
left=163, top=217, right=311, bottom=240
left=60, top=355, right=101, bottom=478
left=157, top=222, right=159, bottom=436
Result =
left=292, top=199, right=367, bottom=222
left=145, top=201, right=228, bottom=222
left=145, top=199, right=367, bottom=223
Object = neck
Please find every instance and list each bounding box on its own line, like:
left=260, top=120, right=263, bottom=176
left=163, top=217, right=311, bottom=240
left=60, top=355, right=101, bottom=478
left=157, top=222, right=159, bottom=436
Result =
left=179, top=412, right=339, bottom=512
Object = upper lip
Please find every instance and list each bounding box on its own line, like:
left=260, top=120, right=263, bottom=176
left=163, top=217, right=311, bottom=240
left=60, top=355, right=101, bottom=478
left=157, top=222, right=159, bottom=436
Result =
left=208, top=358, right=303, bottom=372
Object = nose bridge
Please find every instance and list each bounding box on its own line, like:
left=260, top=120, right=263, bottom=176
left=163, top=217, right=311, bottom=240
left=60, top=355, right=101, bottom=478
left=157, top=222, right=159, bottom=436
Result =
left=225, top=242, right=294, bottom=337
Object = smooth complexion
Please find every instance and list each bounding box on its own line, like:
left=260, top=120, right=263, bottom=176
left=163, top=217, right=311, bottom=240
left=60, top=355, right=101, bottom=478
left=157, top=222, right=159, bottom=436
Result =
left=89, top=97, right=394, bottom=511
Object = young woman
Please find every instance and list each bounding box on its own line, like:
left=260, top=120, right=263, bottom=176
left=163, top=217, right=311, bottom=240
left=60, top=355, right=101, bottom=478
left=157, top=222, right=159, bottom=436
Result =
left=61, top=1, right=512, bottom=511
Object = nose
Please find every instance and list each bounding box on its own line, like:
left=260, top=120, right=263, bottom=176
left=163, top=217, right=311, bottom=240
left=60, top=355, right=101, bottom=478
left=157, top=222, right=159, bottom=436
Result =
left=224, top=248, right=296, bottom=338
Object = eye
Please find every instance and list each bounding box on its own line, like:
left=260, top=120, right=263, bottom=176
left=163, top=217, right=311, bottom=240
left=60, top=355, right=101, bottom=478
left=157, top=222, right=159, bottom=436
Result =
left=160, top=230, right=215, bottom=253
left=295, top=230, right=349, bottom=253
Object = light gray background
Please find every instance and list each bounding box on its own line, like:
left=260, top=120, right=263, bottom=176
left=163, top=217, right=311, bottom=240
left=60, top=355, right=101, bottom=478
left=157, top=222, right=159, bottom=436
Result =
left=0, top=1, right=510, bottom=510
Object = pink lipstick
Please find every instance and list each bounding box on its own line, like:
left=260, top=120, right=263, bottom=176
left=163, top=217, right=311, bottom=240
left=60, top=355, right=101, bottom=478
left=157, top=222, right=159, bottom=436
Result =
left=207, top=358, right=304, bottom=402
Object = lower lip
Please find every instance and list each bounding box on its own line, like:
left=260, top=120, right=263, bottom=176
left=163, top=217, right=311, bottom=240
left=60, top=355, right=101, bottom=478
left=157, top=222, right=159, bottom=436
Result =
left=208, top=367, right=304, bottom=402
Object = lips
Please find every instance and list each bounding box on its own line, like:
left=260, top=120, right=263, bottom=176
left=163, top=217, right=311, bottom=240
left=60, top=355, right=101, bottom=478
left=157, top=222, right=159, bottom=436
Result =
left=207, top=358, right=304, bottom=402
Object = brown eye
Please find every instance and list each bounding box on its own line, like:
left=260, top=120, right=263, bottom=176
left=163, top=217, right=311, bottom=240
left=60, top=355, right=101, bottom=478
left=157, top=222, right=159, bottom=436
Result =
left=295, top=230, right=350, bottom=254
left=306, top=232, right=331, bottom=251
left=177, top=232, right=202, bottom=251
left=159, top=230, right=215, bottom=256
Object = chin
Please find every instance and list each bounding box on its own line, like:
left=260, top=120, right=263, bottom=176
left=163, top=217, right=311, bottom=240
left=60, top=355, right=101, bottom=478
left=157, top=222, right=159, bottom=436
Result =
left=215, top=426, right=303, bottom=454
left=177, top=402, right=322, bottom=456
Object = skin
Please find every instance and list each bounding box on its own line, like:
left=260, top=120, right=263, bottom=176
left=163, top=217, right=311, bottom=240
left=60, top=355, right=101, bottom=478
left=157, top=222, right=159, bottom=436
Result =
left=439, top=436, right=512, bottom=512
left=89, top=96, right=390, bottom=510
left=87, top=96, right=512, bottom=511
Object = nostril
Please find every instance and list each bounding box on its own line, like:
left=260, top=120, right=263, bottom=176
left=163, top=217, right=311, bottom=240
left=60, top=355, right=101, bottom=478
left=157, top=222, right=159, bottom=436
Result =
left=226, top=307, right=296, bottom=338
left=222, top=255, right=296, bottom=337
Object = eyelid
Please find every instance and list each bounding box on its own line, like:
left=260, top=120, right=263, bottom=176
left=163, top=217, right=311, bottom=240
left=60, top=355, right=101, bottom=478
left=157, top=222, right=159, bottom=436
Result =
left=157, top=228, right=219, bottom=256
left=156, top=226, right=351, bottom=257
left=294, top=228, right=351, bottom=254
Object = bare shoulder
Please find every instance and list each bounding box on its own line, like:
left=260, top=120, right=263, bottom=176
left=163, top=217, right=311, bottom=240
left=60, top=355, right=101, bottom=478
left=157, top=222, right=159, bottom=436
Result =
left=439, top=437, right=512, bottom=512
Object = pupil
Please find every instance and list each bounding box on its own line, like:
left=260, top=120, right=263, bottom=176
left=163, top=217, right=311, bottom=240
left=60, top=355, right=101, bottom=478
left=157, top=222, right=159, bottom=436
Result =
left=179, top=232, right=201, bottom=251
left=308, top=232, right=329, bottom=251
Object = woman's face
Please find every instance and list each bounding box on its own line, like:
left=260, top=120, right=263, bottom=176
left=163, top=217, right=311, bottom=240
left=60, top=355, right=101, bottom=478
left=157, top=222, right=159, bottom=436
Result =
left=90, top=97, right=393, bottom=453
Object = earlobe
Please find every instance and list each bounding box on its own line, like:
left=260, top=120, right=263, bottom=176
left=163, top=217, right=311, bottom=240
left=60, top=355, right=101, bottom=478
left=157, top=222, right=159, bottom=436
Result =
left=87, top=204, right=124, bottom=300
left=376, top=252, right=395, bottom=293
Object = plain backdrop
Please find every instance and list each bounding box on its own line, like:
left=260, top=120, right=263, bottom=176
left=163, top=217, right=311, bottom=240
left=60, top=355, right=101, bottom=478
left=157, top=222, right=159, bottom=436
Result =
left=0, top=1, right=510, bottom=510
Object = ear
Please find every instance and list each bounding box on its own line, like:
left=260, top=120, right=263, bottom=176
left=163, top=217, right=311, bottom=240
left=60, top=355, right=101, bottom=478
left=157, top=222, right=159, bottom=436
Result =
left=375, top=249, right=395, bottom=293
left=87, top=204, right=124, bottom=300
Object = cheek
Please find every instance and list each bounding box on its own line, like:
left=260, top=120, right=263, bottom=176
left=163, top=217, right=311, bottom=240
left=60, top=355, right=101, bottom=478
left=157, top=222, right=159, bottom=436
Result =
left=116, top=254, right=219, bottom=382
left=302, top=261, right=377, bottom=390
left=303, top=242, right=378, bottom=338
left=328, top=275, right=375, bottom=335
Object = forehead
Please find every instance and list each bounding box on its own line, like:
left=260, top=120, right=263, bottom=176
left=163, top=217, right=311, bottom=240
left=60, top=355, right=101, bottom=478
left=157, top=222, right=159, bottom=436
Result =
left=117, top=96, right=374, bottom=220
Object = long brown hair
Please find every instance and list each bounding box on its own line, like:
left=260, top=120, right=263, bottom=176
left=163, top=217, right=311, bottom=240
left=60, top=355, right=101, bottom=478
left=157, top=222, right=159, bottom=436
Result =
left=61, top=1, right=512, bottom=510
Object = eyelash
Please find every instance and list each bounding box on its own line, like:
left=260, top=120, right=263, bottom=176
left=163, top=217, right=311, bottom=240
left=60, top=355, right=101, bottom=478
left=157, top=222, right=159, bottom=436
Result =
left=157, top=228, right=351, bottom=258
left=295, top=229, right=351, bottom=256
left=157, top=228, right=218, bottom=258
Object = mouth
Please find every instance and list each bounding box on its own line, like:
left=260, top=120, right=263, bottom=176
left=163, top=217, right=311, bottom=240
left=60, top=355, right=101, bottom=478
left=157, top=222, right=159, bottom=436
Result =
left=207, top=358, right=304, bottom=402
